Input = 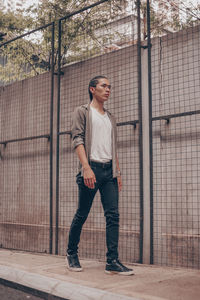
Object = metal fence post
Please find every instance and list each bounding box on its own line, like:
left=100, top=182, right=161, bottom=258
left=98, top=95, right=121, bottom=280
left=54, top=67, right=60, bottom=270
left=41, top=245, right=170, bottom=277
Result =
left=55, top=19, right=62, bottom=255
left=49, top=22, right=55, bottom=254
left=146, top=0, right=154, bottom=264
left=137, top=0, right=144, bottom=264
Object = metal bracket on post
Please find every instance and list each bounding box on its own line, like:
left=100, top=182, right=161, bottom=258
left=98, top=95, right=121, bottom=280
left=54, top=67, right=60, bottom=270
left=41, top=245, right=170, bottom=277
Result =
left=3, top=143, right=7, bottom=148
left=141, top=44, right=152, bottom=49
left=116, top=120, right=139, bottom=130
left=54, top=71, right=64, bottom=76
left=0, top=143, right=6, bottom=159
left=133, top=121, right=139, bottom=129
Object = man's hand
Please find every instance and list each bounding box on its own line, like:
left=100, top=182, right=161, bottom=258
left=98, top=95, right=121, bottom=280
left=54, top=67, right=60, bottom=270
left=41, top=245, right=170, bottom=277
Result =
left=117, top=175, right=122, bottom=192
left=75, top=145, right=96, bottom=189
left=83, top=166, right=96, bottom=189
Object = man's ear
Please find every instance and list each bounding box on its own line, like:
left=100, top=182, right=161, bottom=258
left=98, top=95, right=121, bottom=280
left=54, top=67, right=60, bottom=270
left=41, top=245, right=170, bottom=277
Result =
left=89, top=86, right=95, bottom=95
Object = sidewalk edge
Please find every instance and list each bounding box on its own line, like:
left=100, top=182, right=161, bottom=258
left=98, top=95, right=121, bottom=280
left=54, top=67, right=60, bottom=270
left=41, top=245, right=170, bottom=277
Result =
left=0, top=265, right=140, bottom=300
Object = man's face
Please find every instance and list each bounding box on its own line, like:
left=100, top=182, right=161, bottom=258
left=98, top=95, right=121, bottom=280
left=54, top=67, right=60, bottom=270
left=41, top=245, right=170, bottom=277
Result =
left=90, top=78, right=111, bottom=103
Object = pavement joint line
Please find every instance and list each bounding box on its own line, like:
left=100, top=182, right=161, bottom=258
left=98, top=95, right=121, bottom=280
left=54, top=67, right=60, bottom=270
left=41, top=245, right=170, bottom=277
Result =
left=0, top=265, right=141, bottom=300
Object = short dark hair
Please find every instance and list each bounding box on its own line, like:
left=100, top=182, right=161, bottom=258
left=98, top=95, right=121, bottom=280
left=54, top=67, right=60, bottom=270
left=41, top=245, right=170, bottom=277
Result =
left=88, top=75, right=108, bottom=101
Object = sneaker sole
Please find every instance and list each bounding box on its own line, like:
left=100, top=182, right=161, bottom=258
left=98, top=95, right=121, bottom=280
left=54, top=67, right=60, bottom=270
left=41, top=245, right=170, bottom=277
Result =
left=68, top=266, right=83, bottom=272
left=105, top=270, right=134, bottom=276
left=65, top=258, right=83, bottom=272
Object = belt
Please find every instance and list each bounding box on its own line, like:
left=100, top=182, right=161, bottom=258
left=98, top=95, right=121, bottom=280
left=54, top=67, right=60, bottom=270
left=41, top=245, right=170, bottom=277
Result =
left=90, top=160, right=112, bottom=169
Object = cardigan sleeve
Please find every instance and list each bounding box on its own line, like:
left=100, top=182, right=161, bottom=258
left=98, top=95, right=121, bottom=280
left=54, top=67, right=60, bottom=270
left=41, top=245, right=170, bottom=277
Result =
left=71, top=106, right=86, bottom=150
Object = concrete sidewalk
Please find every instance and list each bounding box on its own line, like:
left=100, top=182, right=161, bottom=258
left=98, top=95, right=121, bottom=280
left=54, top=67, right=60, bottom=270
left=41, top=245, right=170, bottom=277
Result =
left=0, top=249, right=200, bottom=300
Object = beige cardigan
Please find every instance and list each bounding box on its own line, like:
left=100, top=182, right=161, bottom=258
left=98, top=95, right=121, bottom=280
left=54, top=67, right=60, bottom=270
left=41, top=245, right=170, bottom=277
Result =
left=71, top=103, right=118, bottom=178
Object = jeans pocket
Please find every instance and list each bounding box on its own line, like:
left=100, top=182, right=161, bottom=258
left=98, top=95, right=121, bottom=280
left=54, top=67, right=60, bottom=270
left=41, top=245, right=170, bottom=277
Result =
left=90, top=165, right=96, bottom=172
left=76, top=172, right=83, bottom=185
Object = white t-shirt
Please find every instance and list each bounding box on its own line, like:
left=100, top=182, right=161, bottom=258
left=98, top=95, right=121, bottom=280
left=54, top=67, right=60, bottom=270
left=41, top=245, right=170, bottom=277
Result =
left=90, top=106, right=112, bottom=163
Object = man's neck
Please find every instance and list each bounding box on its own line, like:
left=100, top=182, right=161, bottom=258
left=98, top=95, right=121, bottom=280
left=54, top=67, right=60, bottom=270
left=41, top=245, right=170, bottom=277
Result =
left=90, top=99, right=105, bottom=114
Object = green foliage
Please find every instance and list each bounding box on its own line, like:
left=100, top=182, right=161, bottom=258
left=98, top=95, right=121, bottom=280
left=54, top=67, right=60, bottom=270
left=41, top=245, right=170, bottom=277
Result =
left=0, top=33, right=51, bottom=83
left=0, top=0, right=129, bottom=84
left=0, top=10, right=35, bottom=38
left=140, top=0, right=200, bottom=38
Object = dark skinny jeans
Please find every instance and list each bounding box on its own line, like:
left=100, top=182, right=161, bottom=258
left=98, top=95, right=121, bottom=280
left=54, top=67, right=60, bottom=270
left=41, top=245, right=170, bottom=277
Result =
left=67, top=161, right=119, bottom=262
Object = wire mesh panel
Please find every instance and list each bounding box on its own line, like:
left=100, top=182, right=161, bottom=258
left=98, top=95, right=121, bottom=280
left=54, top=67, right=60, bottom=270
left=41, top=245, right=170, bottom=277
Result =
left=0, top=73, right=52, bottom=140
left=151, top=24, right=200, bottom=268
left=0, top=24, right=54, bottom=253
left=0, top=139, right=50, bottom=252
left=57, top=1, right=141, bottom=263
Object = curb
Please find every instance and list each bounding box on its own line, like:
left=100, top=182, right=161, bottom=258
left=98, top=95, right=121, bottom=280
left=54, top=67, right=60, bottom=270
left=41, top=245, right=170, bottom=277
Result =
left=0, top=265, right=140, bottom=300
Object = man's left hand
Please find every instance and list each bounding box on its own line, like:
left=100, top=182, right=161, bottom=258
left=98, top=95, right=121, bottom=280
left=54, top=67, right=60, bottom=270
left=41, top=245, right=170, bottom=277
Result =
left=117, top=175, right=122, bottom=192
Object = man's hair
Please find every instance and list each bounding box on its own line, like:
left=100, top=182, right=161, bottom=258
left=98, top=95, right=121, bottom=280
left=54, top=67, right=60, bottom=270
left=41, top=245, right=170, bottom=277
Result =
left=88, top=75, right=108, bottom=101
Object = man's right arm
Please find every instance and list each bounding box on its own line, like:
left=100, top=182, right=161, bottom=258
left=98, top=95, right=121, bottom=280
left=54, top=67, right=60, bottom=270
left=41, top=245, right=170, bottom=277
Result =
left=71, top=107, right=96, bottom=189
left=75, top=145, right=96, bottom=189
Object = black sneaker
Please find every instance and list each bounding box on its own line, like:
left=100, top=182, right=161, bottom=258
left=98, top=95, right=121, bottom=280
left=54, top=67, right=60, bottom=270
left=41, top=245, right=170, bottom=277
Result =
left=105, top=259, right=134, bottom=276
left=66, top=253, right=82, bottom=272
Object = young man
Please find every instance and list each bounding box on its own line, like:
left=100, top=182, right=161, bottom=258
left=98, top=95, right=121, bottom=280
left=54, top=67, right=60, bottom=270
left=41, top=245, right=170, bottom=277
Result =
left=66, top=75, right=134, bottom=275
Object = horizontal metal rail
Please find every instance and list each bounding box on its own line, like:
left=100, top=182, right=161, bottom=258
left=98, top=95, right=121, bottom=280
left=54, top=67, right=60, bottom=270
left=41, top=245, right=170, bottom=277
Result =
left=60, top=0, right=109, bottom=21
left=117, top=120, right=139, bottom=127
left=58, top=120, right=139, bottom=137
left=0, top=134, right=50, bottom=146
left=59, top=131, right=71, bottom=136
left=152, top=110, right=200, bottom=123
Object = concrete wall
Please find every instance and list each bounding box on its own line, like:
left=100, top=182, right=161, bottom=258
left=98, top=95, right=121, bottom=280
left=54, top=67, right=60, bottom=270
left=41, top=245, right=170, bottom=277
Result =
left=0, top=24, right=199, bottom=268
